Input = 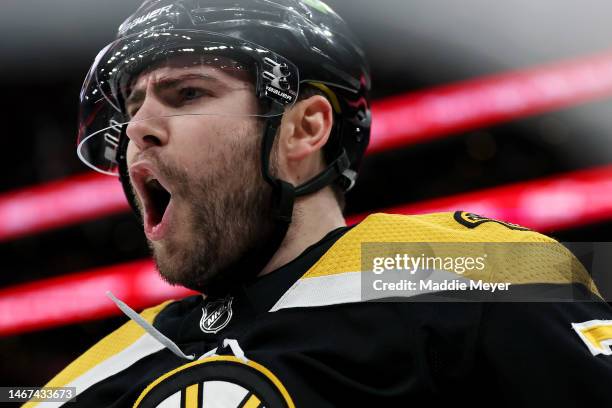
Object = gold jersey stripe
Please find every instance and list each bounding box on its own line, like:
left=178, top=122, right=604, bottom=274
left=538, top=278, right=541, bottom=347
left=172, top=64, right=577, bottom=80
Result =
left=241, top=394, right=262, bottom=408
left=184, top=383, right=199, bottom=408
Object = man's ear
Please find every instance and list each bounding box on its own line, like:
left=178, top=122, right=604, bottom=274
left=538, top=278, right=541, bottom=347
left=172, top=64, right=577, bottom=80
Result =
left=278, top=95, right=333, bottom=162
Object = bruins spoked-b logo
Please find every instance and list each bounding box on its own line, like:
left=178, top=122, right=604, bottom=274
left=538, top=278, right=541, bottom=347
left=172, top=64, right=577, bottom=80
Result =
left=200, top=297, right=233, bottom=334
left=134, top=356, right=295, bottom=408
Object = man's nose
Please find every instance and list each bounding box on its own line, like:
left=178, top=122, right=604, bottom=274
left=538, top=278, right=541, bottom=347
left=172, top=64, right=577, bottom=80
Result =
left=125, top=97, right=170, bottom=151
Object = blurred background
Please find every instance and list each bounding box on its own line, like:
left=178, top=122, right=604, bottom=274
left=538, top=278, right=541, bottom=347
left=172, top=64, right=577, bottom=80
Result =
left=1, top=0, right=612, bottom=386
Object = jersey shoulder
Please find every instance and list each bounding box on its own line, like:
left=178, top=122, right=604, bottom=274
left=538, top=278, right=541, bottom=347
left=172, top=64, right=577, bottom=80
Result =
left=305, top=211, right=564, bottom=281
left=271, top=211, right=601, bottom=311
left=23, top=301, right=173, bottom=407
left=359, top=212, right=597, bottom=291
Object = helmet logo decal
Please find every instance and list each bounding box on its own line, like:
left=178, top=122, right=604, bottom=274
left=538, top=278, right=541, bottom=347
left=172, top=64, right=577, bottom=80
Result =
left=262, top=57, right=296, bottom=105
left=118, top=5, right=173, bottom=35
left=200, top=296, right=233, bottom=334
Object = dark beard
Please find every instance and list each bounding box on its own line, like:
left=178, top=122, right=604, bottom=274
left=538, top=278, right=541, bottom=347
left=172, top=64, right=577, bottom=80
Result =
left=136, top=123, right=277, bottom=294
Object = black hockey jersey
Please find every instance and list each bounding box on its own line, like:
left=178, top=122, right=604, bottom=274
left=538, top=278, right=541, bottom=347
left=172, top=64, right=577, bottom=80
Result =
left=24, top=212, right=612, bottom=407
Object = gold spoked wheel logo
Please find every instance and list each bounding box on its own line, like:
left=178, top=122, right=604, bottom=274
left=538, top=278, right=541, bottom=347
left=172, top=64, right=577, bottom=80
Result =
left=134, top=355, right=295, bottom=408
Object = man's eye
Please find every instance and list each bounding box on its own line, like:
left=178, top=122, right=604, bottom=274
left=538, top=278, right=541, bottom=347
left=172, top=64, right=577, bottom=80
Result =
left=178, top=87, right=209, bottom=101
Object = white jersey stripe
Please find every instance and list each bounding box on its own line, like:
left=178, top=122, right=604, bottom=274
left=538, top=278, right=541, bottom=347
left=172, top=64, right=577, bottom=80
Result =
left=35, top=333, right=165, bottom=408
left=269, top=270, right=474, bottom=312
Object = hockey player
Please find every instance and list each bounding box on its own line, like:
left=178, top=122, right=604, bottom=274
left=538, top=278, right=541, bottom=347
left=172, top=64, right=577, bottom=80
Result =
left=26, top=0, right=612, bottom=406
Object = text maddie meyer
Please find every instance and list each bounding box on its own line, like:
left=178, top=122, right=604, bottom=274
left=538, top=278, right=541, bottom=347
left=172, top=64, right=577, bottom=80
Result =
left=372, top=278, right=511, bottom=293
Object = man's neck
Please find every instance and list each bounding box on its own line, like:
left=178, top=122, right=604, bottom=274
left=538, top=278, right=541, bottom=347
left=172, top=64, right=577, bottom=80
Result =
left=259, top=187, right=346, bottom=276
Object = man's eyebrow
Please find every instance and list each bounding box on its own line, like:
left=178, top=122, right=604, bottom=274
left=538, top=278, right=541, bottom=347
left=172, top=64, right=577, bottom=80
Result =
left=158, top=73, right=223, bottom=89
left=125, top=73, right=224, bottom=109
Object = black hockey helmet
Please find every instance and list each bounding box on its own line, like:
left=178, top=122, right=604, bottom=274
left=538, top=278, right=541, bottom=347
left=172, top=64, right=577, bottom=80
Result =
left=78, top=0, right=371, bottom=192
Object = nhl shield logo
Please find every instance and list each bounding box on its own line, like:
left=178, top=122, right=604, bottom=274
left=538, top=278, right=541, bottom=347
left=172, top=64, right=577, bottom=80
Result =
left=200, top=297, right=233, bottom=334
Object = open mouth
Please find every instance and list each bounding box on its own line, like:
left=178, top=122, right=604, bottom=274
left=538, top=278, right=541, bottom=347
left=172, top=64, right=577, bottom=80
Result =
left=143, top=178, right=172, bottom=227
left=129, top=162, right=174, bottom=240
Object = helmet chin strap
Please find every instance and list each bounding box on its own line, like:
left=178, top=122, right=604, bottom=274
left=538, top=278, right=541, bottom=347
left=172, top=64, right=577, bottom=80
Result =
left=253, top=114, right=350, bottom=260
left=260, top=116, right=352, bottom=203
left=192, top=114, right=351, bottom=295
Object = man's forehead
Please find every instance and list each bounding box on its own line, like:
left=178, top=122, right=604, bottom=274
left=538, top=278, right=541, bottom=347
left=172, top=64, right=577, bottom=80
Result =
left=129, top=54, right=253, bottom=90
